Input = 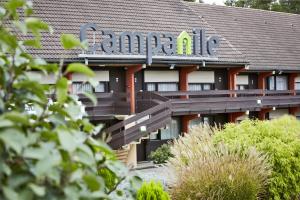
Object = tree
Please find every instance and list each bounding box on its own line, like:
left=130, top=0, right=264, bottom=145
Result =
left=224, top=0, right=300, bottom=14
left=0, top=0, right=141, bottom=199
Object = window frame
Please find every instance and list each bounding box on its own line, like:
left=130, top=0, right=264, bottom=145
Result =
left=144, top=82, right=179, bottom=92
left=188, top=83, right=215, bottom=91
left=72, top=81, right=109, bottom=94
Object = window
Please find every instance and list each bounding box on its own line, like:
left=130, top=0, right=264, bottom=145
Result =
left=268, top=76, right=288, bottom=90
left=188, top=83, right=213, bottom=91
left=296, top=82, right=300, bottom=90
left=145, top=83, right=178, bottom=92
left=160, top=118, right=180, bottom=140
left=236, top=85, right=249, bottom=90
left=72, top=82, right=108, bottom=94
left=72, top=82, right=93, bottom=94
left=146, top=83, right=156, bottom=91
left=95, top=82, right=106, bottom=93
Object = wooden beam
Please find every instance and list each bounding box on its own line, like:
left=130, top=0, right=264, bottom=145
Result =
left=126, top=65, right=143, bottom=114
left=258, top=108, right=272, bottom=120
left=228, top=112, right=245, bottom=123
left=182, top=114, right=199, bottom=133
left=258, top=72, right=273, bottom=90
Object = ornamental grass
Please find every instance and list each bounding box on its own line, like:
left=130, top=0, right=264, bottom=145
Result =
left=169, top=125, right=271, bottom=200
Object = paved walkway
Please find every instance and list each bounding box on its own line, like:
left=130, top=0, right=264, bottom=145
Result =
left=132, top=162, right=176, bottom=189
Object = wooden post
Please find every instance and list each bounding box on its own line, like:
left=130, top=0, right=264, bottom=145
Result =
left=228, top=67, right=245, bottom=97
left=228, top=112, right=245, bottom=123
left=289, top=73, right=298, bottom=96
left=179, top=66, right=197, bottom=98
left=126, top=65, right=143, bottom=114
left=182, top=114, right=199, bottom=133
left=258, top=108, right=272, bottom=120
left=258, top=72, right=273, bottom=90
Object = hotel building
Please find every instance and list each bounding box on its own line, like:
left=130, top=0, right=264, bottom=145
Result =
left=22, top=0, right=300, bottom=165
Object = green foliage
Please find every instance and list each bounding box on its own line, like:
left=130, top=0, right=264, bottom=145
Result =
left=149, top=144, right=173, bottom=164
left=0, top=0, right=141, bottom=199
left=136, top=181, right=170, bottom=200
left=214, top=116, right=300, bottom=200
left=169, top=125, right=270, bottom=200
left=225, top=0, right=300, bottom=14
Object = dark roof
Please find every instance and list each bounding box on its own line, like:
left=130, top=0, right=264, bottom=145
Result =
left=185, top=2, right=300, bottom=71
left=15, top=0, right=247, bottom=65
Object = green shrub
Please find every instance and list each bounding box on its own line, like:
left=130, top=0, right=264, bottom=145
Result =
left=0, top=1, right=141, bottom=199
left=136, top=181, right=170, bottom=200
left=169, top=125, right=270, bottom=200
left=214, top=116, right=300, bottom=200
left=149, top=144, right=173, bottom=164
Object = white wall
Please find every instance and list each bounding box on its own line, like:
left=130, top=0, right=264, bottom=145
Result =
left=188, top=71, right=215, bottom=83
left=269, top=109, right=289, bottom=120
left=26, top=71, right=56, bottom=84
left=144, top=70, right=179, bottom=82
left=236, top=75, right=249, bottom=85
left=72, top=71, right=109, bottom=82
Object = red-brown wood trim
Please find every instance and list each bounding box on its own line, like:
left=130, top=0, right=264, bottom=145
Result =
left=182, top=114, right=199, bottom=133
left=126, top=65, right=143, bottom=114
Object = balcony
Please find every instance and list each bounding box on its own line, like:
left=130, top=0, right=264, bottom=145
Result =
left=105, top=90, right=300, bottom=149
left=80, top=92, right=130, bottom=120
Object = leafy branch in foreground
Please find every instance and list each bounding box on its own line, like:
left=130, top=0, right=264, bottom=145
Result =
left=0, top=0, right=141, bottom=199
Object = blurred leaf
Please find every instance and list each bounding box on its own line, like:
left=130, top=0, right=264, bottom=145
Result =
left=66, top=63, right=95, bottom=77
left=56, top=77, right=68, bottom=104
left=0, top=128, right=27, bottom=154
left=3, top=186, right=19, bottom=200
left=60, top=34, right=81, bottom=50
left=83, top=175, right=101, bottom=191
left=23, top=147, right=49, bottom=160
left=83, top=91, right=97, bottom=106
left=23, top=39, right=41, bottom=48
left=57, top=127, right=76, bottom=152
left=25, top=17, right=50, bottom=35
left=0, top=7, right=6, bottom=18
left=28, top=183, right=45, bottom=197
left=5, top=0, right=25, bottom=11
left=4, top=112, right=29, bottom=125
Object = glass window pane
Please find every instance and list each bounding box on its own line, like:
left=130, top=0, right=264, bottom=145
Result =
left=72, top=82, right=92, bottom=94
left=160, top=119, right=180, bottom=140
left=95, top=82, right=105, bottom=92
left=157, top=83, right=178, bottom=92
left=238, top=85, right=246, bottom=90
left=203, top=84, right=212, bottom=90
left=268, top=76, right=275, bottom=90
left=146, top=83, right=156, bottom=91
left=296, top=82, right=300, bottom=90
left=188, top=84, right=202, bottom=91
left=276, top=76, right=287, bottom=90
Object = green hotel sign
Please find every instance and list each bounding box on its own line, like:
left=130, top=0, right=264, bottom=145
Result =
left=80, top=23, right=220, bottom=65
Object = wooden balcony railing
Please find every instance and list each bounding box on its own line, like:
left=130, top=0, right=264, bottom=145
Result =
left=79, top=92, right=130, bottom=120
left=105, top=89, right=300, bottom=149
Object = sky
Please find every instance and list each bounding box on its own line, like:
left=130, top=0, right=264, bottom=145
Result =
left=202, top=0, right=225, bottom=5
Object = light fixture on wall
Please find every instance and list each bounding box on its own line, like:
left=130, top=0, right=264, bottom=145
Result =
left=140, top=125, right=147, bottom=132
left=278, top=71, right=283, bottom=75
left=85, top=58, right=88, bottom=65
left=196, top=65, right=200, bottom=70
left=245, top=65, right=250, bottom=70
left=272, top=107, right=276, bottom=111
left=142, top=64, right=147, bottom=69
left=170, top=64, right=175, bottom=70
left=257, top=99, right=262, bottom=104
left=245, top=110, right=250, bottom=115
left=202, top=61, right=206, bottom=67
left=272, top=71, right=276, bottom=75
